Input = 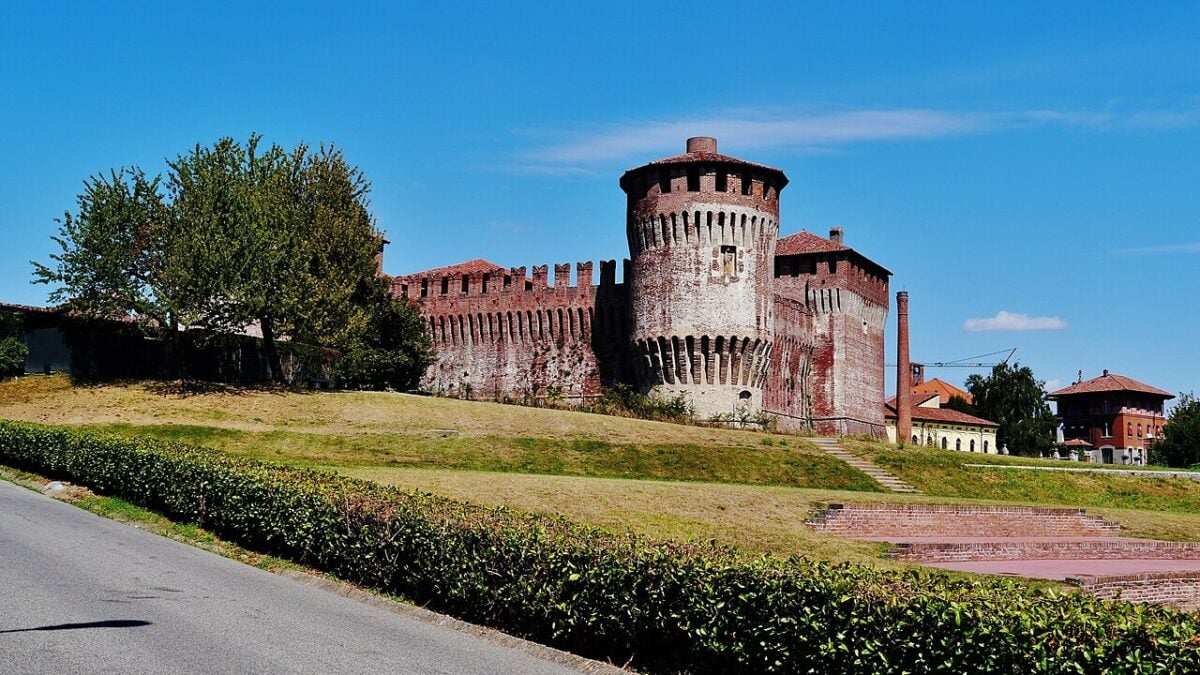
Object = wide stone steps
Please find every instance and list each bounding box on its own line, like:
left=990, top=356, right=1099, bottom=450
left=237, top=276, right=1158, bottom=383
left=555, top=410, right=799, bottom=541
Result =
left=888, top=539, right=1200, bottom=562
left=807, top=503, right=1122, bottom=538
left=807, top=437, right=921, bottom=494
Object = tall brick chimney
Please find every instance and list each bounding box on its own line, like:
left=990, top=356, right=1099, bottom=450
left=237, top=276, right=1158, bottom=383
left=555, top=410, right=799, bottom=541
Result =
left=896, top=291, right=912, bottom=445
left=829, top=226, right=843, bottom=244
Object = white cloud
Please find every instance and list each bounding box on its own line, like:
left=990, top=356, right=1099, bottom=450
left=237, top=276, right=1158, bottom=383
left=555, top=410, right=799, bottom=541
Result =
left=1116, top=241, right=1200, bottom=256
left=1043, top=379, right=1062, bottom=392
left=963, top=311, right=1068, bottom=332
left=519, top=103, right=1200, bottom=169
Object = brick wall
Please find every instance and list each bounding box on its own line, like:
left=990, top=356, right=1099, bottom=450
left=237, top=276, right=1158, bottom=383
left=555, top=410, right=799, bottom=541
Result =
left=771, top=254, right=889, bottom=435
left=807, top=503, right=1121, bottom=538
left=890, top=540, right=1200, bottom=563
left=1071, top=572, right=1200, bottom=610
left=392, top=261, right=630, bottom=401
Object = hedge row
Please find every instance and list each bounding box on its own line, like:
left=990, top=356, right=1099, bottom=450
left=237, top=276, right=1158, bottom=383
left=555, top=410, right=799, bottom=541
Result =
left=2, top=420, right=1198, bottom=674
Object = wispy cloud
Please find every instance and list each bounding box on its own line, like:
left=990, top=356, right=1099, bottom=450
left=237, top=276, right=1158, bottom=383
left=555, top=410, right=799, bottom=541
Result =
left=964, top=311, right=1068, bottom=332
left=1116, top=241, right=1200, bottom=256
left=1043, top=378, right=1063, bottom=392
left=519, top=103, right=1200, bottom=169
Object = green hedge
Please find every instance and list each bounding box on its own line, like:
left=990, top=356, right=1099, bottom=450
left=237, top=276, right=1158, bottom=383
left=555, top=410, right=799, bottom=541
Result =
left=2, top=420, right=1198, bottom=674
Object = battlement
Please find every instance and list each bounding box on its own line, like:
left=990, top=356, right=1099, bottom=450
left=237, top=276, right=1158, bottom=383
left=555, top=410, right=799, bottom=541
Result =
left=627, top=206, right=778, bottom=255
left=393, top=259, right=629, bottom=301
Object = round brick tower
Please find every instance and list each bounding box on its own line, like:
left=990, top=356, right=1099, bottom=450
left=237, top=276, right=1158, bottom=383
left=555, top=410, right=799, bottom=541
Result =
left=620, top=137, right=788, bottom=419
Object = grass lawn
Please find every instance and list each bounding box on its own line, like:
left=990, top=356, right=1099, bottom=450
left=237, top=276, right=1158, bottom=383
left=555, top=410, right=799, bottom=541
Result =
left=0, top=375, right=878, bottom=491
left=5, top=375, right=1200, bottom=563
left=844, top=437, right=1200, bottom=514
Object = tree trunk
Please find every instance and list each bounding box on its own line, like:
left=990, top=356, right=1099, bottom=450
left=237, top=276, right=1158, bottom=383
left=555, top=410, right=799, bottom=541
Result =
left=261, top=316, right=284, bottom=383
left=172, top=325, right=186, bottom=383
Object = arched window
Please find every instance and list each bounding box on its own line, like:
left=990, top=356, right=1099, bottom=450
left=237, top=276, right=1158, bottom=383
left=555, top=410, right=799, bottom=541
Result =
left=912, top=435, right=919, bottom=445
left=955, top=439, right=962, bottom=451
left=941, top=437, right=948, bottom=450
left=970, top=439, right=976, bottom=452
left=983, top=440, right=990, bottom=453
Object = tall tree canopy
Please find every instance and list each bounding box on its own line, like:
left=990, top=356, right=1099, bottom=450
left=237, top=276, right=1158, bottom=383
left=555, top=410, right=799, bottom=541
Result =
left=34, top=134, right=425, bottom=385
left=33, top=168, right=181, bottom=329
left=1154, top=393, right=1200, bottom=468
left=966, top=362, right=1057, bottom=456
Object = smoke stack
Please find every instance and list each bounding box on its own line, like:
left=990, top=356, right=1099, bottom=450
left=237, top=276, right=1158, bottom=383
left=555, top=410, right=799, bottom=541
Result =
left=896, top=291, right=912, bottom=445
left=829, top=226, right=844, bottom=244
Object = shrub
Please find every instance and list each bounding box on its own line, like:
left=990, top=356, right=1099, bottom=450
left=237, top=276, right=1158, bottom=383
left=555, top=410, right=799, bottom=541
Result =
left=588, top=384, right=694, bottom=423
left=0, top=337, right=28, bottom=378
left=2, top=420, right=1199, bottom=673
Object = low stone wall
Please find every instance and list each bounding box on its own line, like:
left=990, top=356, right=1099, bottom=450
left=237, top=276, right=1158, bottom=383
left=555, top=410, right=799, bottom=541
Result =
left=807, top=503, right=1121, bottom=538
left=1071, top=572, right=1200, bottom=611
left=889, top=540, right=1200, bottom=563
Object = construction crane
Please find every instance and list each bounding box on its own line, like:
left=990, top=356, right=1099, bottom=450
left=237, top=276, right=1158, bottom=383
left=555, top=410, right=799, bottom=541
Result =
left=887, top=348, right=1016, bottom=384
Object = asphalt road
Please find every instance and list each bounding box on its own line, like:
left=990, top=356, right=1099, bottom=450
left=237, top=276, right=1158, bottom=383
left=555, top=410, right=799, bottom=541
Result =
left=0, top=480, right=599, bottom=675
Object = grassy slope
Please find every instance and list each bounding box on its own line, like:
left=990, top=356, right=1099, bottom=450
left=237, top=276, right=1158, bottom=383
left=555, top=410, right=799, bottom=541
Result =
left=844, top=437, right=1200, bottom=514
left=0, top=375, right=878, bottom=491
left=5, top=375, right=1200, bottom=561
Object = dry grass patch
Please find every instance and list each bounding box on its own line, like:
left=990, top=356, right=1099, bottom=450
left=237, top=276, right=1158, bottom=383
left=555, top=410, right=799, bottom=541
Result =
left=342, top=466, right=903, bottom=563
left=0, top=374, right=808, bottom=446
left=0, top=376, right=878, bottom=491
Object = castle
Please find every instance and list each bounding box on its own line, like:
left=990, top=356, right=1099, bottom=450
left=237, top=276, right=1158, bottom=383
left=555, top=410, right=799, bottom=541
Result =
left=390, top=138, right=892, bottom=435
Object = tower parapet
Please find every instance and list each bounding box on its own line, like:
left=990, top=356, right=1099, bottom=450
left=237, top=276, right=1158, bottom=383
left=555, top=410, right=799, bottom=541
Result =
left=621, top=137, right=787, bottom=419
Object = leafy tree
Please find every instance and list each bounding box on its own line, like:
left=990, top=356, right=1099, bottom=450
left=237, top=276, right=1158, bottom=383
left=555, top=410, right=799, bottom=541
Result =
left=166, top=135, right=382, bottom=381
left=966, top=362, right=1056, bottom=456
left=1154, top=393, right=1200, bottom=468
left=944, top=394, right=976, bottom=415
left=32, top=168, right=190, bottom=366
left=332, top=279, right=433, bottom=391
left=0, top=311, right=27, bottom=377
left=36, top=135, right=392, bottom=385
left=0, top=338, right=27, bottom=378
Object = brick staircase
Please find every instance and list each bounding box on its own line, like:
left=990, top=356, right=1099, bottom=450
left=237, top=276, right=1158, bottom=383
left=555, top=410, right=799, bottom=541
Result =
left=807, top=502, right=1200, bottom=609
left=807, top=503, right=1120, bottom=538
left=1071, top=572, right=1200, bottom=611
left=807, top=437, right=920, bottom=494
left=889, top=539, right=1200, bottom=563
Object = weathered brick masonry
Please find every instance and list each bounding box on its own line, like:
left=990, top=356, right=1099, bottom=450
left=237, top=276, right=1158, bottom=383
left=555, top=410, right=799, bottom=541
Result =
left=1071, top=572, right=1200, bottom=611
left=390, top=138, right=892, bottom=433
left=807, top=503, right=1122, bottom=538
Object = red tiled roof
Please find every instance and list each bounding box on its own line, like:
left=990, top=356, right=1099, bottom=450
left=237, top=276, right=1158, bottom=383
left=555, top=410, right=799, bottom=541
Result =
left=884, top=392, right=940, bottom=409
left=775, top=230, right=850, bottom=255
left=913, top=377, right=973, bottom=405
left=0, top=301, right=60, bottom=315
left=399, top=258, right=508, bottom=279
left=1063, top=438, right=1094, bottom=448
left=1048, top=372, right=1174, bottom=400
left=883, top=401, right=998, bottom=427
left=642, top=150, right=785, bottom=175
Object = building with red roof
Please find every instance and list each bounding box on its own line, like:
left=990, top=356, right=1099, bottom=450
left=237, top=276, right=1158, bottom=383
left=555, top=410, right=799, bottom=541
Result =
left=911, top=376, right=973, bottom=406
left=1048, top=370, right=1174, bottom=465
left=882, top=391, right=999, bottom=453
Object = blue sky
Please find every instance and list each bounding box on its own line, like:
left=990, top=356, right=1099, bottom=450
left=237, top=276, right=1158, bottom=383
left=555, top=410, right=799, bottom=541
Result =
left=2, top=2, right=1198, bottom=400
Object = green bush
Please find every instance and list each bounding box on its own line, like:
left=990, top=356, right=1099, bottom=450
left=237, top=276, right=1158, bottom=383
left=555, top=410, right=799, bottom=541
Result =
left=587, top=384, right=694, bottom=423
left=0, top=337, right=28, bottom=377
left=2, top=420, right=1199, bottom=673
